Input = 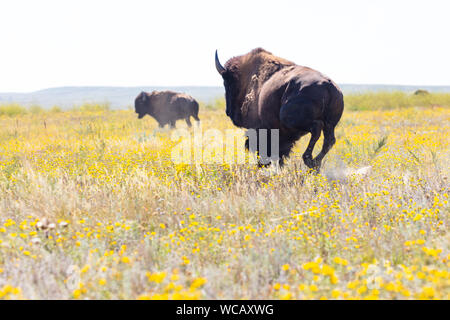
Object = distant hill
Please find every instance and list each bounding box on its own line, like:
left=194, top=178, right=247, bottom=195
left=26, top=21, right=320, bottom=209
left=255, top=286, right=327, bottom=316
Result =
left=0, top=85, right=449, bottom=109
left=0, top=86, right=225, bottom=110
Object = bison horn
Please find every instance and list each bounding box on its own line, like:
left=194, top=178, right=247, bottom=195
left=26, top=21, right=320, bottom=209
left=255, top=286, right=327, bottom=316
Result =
left=215, top=50, right=226, bottom=75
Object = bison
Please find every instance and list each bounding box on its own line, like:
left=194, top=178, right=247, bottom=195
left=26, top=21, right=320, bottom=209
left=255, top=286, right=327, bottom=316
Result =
left=135, top=90, right=200, bottom=128
left=414, top=89, right=429, bottom=96
left=215, top=48, right=344, bottom=170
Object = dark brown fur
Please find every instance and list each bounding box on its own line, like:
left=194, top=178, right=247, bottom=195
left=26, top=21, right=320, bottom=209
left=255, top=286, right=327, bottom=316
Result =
left=216, top=48, right=344, bottom=170
left=135, top=90, right=200, bottom=128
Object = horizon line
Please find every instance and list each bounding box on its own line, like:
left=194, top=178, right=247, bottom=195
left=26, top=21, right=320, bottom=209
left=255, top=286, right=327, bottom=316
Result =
left=2, top=83, right=450, bottom=94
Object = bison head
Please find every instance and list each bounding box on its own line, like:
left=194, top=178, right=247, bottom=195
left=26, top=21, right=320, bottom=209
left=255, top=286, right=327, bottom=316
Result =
left=215, top=50, right=242, bottom=126
left=216, top=49, right=295, bottom=128
left=135, top=91, right=151, bottom=119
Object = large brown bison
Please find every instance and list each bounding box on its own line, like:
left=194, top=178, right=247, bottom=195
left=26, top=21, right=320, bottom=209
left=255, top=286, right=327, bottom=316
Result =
left=135, top=90, right=200, bottom=128
left=215, top=48, right=344, bottom=170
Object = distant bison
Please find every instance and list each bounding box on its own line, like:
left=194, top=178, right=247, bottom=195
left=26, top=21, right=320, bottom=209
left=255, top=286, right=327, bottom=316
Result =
left=215, top=48, right=344, bottom=170
left=135, top=90, right=200, bottom=128
left=414, top=89, right=429, bottom=95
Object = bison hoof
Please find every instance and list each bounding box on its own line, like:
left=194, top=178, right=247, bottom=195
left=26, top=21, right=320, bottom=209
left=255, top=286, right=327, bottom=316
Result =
left=257, top=161, right=271, bottom=168
left=303, top=155, right=321, bottom=171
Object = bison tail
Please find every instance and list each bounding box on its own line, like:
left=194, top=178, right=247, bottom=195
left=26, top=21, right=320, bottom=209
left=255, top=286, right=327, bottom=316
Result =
left=324, top=84, right=344, bottom=127
left=192, top=101, right=200, bottom=121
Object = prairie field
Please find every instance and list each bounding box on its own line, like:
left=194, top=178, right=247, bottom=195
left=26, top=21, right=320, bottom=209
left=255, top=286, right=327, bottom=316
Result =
left=0, top=93, right=449, bottom=300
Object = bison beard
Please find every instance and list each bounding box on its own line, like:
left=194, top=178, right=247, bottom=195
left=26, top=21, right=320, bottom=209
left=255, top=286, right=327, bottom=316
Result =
left=215, top=48, right=344, bottom=171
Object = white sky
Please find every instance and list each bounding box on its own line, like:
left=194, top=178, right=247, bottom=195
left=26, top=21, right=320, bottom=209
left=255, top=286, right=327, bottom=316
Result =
left=0, top=0, right=449, bottom=92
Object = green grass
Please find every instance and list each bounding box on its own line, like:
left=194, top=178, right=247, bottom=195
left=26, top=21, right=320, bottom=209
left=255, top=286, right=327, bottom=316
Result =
left=344, top=91, right=450, bottom=111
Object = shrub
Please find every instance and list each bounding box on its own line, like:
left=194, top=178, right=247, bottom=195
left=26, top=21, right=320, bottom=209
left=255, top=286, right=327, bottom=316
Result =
left=29, top=105, right=43, bottom=114
left=0, top=103, right=28, bottom=116
left=50, top=105, right=62, bottom=113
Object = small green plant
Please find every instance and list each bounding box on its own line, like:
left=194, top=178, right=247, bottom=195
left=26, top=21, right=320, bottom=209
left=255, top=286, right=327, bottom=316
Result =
left=372, top=135, right=388, bottom=156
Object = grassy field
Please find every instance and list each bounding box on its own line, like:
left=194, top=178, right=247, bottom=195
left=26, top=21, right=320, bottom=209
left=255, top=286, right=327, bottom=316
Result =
left=0, top=93, right=449, bottom=299
left=344, top=91, right=450, bottom=111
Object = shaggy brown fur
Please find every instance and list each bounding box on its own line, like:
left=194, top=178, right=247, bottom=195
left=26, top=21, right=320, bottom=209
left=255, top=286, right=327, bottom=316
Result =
left=135, top=90, right=200, bottom=128
left=216, top=48, right=344, bottom=170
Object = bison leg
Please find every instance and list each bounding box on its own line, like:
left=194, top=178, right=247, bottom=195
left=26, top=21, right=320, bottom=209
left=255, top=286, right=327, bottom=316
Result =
left=185, top=117, right=192, bottom=127
left=311, top=123, right=336, bottom=168
left=280, top=99, right=324, bottom=170
left=244, top=129, right=273, bottom=167
left=169, top=120, right=176, bottom=129
left=302, top=120, right=324, bottom=169
left=278, top=139, right=297, bottom=167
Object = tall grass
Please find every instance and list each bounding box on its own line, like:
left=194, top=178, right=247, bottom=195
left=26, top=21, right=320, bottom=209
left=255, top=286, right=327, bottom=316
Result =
left=344, top=91, right=450, bottom=111
left=0, top=106, right=448, bottom=299
left=203, top=97, right=226, bottom=110
left=204, top=92, right=450, bottom=112
left=71, top=102, right=110, bottom=112
left=0, top=102, right=110, bottom=117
